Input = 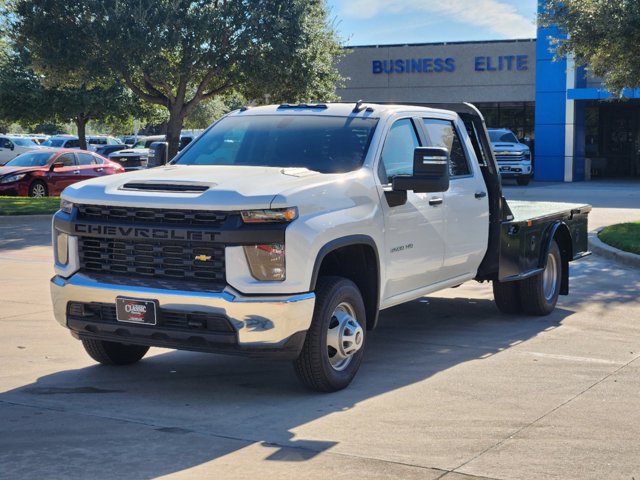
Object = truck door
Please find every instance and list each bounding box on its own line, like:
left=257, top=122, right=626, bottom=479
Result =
left=421, top=118, right=489, bottom=281
left=376, top=118, right=446, bottom=301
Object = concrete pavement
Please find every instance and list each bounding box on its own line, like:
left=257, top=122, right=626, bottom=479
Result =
left=1, top=181, right=639, bottom=480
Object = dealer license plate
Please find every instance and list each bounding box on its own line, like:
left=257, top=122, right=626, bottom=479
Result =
left=115, top=297, right=158, bottom=325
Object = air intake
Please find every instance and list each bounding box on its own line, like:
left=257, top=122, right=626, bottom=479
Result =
left=121, top=182, right=210, bottom=193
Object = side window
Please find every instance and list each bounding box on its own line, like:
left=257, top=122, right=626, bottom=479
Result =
left=423, top=119, right=471, bottom=177
left=66, top=139, right=80, bottom=148
left=57, top=153, right=76, bottom=167
left=77, top=153, right=97, bottom=165
left=0, top=137, right=13, bottom=149
left=378, top=118, right=420, bottom=184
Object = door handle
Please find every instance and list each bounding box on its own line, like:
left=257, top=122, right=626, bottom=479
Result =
left=429, top=197, right=443, bottom=206
left=475, top=191, right=487, bottom=199
left=73, top=170, right=81, bottom=175
left=96, top=168, right=104, bottom=172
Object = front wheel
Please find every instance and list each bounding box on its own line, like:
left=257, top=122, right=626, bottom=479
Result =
left=29, top=180, right=48, bottom=197
left=294, top=276, right=366, bottom=392
left=81, top=338, right=149, bottom=365
left=516, top=175, right=531, bottom=186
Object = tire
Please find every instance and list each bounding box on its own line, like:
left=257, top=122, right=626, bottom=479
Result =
left=29, top=180, right=48, bottom=197
left=492, top=280, right=522, bottom=314
left=81, top=338, right=149, bottom=365
left=516, top=176, right=531, bottom=186
left=519, top=239, right=562, bottom=316
left=294, top=276, right=366, bottom=392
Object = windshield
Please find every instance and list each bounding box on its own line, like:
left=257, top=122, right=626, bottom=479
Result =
left=42, top=138, right=66, bottom=147
left=11, top=138, right=39, bottom=147
left=5, top=152, right=55, bottom=167
left=489, top=130, right=519, bottom=143
left=174, top=115, right=379, bottom=173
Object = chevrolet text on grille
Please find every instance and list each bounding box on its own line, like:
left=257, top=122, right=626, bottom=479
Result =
left=74, top=224, right=219, bottom=241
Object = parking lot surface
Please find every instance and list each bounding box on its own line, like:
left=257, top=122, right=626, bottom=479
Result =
left=1, top=181, right=639, bottom=480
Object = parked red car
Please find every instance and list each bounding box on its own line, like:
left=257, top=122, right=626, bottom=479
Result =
left=0, top=149, right=125, bottom=197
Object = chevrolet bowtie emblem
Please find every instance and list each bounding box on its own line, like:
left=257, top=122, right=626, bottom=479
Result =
left=194, top=255, right=212, bottom=262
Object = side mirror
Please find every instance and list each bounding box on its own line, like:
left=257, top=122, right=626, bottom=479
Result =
left=9, top=142, right=14, bottom=151
left=392, top=147, right=450, bottom=193
left=51, top=162, right=64, bottom=170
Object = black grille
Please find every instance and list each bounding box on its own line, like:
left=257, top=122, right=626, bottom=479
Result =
left=111, top=155, right=142, bottom=168
left=77, top=204, right=228, bottom=226
left=68, top=302, right=234, bottom=333
left=79, top=237, right=225, bottom=282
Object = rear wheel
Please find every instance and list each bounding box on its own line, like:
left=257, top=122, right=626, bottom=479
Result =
left=519, top=240, right=562, bottom=315
left=516, top=176, right=531, bottom=186
left=81, top=339, right=149, bottom=365
left=294, top=276, right=366, bottom=392
left=493, top=280, right=522, bottom=314
left=29, top=180, right=48, bottom=197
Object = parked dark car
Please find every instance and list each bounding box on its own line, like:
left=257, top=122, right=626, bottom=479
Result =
left=0, top=149, right=125, bottom=197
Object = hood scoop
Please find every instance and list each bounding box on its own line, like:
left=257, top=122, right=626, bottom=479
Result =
left=121, top=181, right=213, bottom=193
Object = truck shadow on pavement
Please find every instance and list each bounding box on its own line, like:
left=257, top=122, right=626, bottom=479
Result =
left=1, top=294, right=575, bottom=479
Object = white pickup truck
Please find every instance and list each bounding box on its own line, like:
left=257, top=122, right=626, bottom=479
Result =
left=50, top=103, right=591, bottom=392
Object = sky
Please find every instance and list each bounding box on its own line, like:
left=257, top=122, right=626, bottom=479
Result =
left=326, top=0, right=538, bottom=46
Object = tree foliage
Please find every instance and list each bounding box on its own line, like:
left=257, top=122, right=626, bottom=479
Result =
left=541, top=0, right=640, bottom=95
left=13, top=0, right=344, bottom=157
left=0, top=50, right=146, bottom=147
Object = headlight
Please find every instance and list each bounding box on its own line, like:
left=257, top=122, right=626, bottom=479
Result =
left=60, top=198, right=74, bottom=214
left=244, top=243, right=286, bottom=281
left=241, top=207, right=298, bottom=224
left=0, top=173, right=26, bottom=184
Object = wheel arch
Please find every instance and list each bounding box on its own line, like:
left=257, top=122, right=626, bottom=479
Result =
left=310, top=235, right=380, bottom=331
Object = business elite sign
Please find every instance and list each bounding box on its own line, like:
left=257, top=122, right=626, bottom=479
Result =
left=372, top=55, right=529, bottom=74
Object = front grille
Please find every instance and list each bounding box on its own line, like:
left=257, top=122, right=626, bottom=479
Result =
left=111, top=155, right=142, bottom=168
left=77, top=205, right=228, bottom=226
left=495, top=153, right=527, bottom=162
left=79, top=237, right=225, bottom=282
left=68, top=302, right=234, bottom=333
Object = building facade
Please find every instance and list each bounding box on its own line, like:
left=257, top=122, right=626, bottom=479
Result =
left=336, top=10, right=640, bottom=181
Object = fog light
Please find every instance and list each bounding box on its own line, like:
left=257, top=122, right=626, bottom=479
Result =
left=243, top=243, right=285, bottom=281
left=56, top=232, right=69, bottom=265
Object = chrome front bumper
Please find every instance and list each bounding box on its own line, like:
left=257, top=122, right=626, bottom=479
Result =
left=50, top=274, right=315, bottom=356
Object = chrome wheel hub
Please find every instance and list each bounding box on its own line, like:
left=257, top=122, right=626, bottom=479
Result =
left=326, top=302, right=364, bottom=371
left=31, top=184, right=46, bottom=197
left=543, top=252, right=558, bottom=301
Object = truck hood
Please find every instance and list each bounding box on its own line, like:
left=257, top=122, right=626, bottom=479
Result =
left=109, top=148, right=150, bottom=157
left=491, top=142, right=529, bottom=153
left=61, top=165, right=354, bottom=211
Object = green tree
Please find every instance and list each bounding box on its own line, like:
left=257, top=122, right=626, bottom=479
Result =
left=13, top=0, right=344, bottom=158
left=541, top=1, right=640, bottom=95
left=0, top=50, right=151, bottom=147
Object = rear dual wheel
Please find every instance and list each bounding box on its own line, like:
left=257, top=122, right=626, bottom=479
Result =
left=493, top=239, right=562, bottom=316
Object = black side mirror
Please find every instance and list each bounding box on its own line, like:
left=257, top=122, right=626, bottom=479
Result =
left=392, top=147, right=450, bottom=193
left=50, top=162, right=64, bottom=170
left=9, top=143, right=14, bottom=151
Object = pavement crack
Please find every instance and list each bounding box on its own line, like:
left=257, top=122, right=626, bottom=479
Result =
left=449, top=353, right=640, bottom=475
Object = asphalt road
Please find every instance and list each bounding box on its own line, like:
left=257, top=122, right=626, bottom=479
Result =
left=1, top=181, right=639, bottom=480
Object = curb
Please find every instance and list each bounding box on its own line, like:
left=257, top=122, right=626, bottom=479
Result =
left=589, top=228, right=640, bottom=269
left=0, top=214, right=53, bottom=225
